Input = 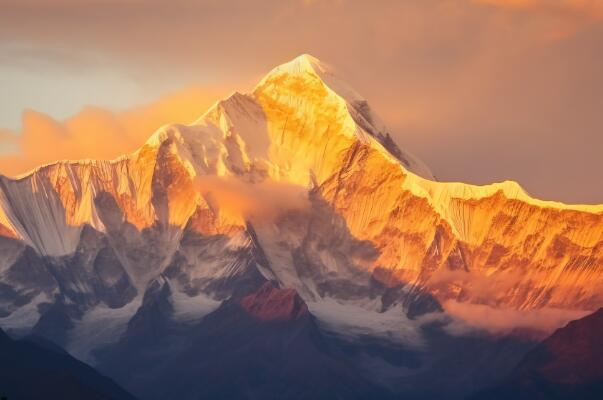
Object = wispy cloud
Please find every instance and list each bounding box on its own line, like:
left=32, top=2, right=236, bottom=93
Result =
left=195, top=175, right=310, bottom=223
left=474, top=0, right=603, bottom=19
left=442, top=300, right=592, bottom=336
left=0, top=86, right=227, bottom=176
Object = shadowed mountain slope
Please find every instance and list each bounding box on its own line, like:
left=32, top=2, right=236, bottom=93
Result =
left=0, top=327, right=136, bottom=400
left=470, top=308, right=603, bottom=400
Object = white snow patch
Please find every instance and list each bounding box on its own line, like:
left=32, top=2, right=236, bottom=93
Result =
left=0, top=292, right=49, bottom=332
left=308, top=298, right=425, bottom=348
left=171, top=290, right=221, bottom=324
left=66, top=297, right=142, bottom=363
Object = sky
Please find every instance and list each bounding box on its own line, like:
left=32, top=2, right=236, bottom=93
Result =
left=0, top=0, right=602, bottom=203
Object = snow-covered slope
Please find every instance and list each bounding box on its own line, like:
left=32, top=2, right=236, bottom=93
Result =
left=0, top=55, right=602, bottom=354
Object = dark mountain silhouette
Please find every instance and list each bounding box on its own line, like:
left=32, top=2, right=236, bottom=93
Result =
left=470, top=308, right=603, bottom=400
left=0, top=327, right=136, bottom=400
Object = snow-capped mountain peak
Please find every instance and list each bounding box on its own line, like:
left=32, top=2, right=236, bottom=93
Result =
left=0, top=55, right=602, bottom=358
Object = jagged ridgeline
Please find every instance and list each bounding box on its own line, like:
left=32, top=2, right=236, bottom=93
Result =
left=0, top=54, right=602, bottom=400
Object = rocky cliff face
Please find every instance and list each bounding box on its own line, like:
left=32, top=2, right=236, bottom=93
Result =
left=0, top=54, right=602, bottom=353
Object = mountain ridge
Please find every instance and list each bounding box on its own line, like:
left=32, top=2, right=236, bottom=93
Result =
left=0, top=53, right=602, bottom=400
left=470, top=308, right=603, bottom=399
left=0, top=53, right=602, bottom=349
left=0, top=326, right=136, bottom=400
left=3, top=55, right=602, bottom=210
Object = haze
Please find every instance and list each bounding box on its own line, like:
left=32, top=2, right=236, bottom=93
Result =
left=0, top=0, right=602, bottom=203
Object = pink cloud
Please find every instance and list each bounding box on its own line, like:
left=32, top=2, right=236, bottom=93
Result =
left=442, top=300, right=592, bottom=336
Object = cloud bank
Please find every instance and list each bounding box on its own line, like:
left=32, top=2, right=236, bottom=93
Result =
left=442, top=301, right=591, bottom=336
left=0, top=86, right=226, bottom=176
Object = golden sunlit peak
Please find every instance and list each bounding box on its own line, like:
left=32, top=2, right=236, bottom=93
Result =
left=283, top=53, right=325, bottom=74
left=255, top=53, right=332, bottom=89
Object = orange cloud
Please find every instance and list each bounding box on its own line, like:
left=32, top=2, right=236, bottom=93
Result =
left=196, top=175, right=310, bottom=223
left=472, top=0, right=603, bottom=40
left=474, top=0, right=603, bottom=19
left=0, top=85, right=227, bottom=176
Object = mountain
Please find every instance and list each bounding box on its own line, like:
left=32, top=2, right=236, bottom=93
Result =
left=470, top=308, right=603, bottom=399
left=0, top=54, right=601, bottom=399
left=96, top=281, right=394, bottom=400
left=0, top=327, right=136, bottom=400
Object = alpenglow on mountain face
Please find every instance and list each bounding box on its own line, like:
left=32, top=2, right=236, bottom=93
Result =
left=0, top=54, right=602, bottom=399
